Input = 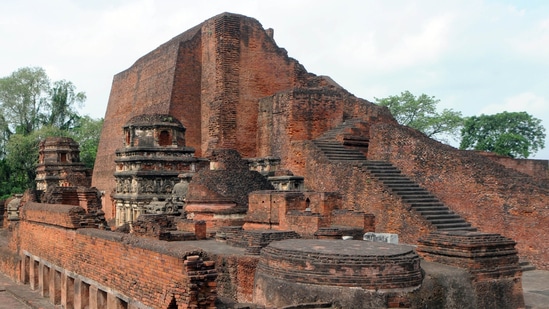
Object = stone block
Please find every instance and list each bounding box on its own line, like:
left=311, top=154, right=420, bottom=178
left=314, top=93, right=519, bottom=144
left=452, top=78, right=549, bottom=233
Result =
left=363, top=232, right=399, bottom=244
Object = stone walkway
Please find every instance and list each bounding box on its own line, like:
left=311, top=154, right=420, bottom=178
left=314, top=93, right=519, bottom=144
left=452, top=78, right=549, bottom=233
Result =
left=523, top=270, right=549, bottom=309
left=0, top=273, right=58, bottom=309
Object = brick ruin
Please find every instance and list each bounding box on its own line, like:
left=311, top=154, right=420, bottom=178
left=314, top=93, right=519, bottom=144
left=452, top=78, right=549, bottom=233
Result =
left=0, top=12, right=547, bottom=309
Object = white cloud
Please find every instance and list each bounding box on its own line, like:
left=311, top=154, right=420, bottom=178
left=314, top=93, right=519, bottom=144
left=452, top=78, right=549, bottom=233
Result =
left=480, top=92, right=549, bottom=116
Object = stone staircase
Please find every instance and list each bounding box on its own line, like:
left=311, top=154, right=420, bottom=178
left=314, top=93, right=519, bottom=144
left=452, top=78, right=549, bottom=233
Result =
left=316, top=118, right=370, bottom=153
left=312, top=140, right=367, bottom=161
left=312, top=123, right=476, bottom=232
left=362, top=161, right=476, bottom=231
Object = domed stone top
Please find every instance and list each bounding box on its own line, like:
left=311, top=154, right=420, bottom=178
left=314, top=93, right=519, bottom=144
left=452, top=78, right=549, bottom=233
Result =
left=124, top=114, right=185, bottom=129
left=186, top=149, right=274, bottom=213
left=39, top=137, right=80, bottom=148
left=121, top=114, right=188, bottom=148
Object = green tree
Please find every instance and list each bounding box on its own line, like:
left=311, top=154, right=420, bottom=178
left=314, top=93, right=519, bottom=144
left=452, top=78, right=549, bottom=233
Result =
left=375, top=90, right=464, bottom=142
left=459, top=111, right=546, bottom=158
left=69, top=116, right=104, bottom=169
left=46, top=80, right=86, bottom=130
left=0, top=67, right=50, bottom=135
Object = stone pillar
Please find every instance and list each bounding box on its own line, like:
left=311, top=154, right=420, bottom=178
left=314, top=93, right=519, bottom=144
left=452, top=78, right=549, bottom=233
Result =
left=115, top=204, right=123, bottom=227
left=19, top=255, right=30, bottom=284
left=38, top=263, right=50, bottom=297
left=89, top=285, right=107, bottom=309
left=74, top=278, right=90, bottom=309
left=107, top=293, right=127, bottom=309
left=29, top=258, right=39, bottom=290
left=62, top=273, right=75, bottom=309
left=49, top=268, right=62, bottom=305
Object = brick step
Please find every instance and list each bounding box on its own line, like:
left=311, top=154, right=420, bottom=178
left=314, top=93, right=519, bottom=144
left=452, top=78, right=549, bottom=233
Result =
left=313, top=143, right=351, bottom=148
left=415, top=210, right=453, bottom=216
left=436, top=226, right=478, bottom=232
left=323, top=153, right=365, bottom=158
left=387, top=186, right=423, bottom=192
left=435, top=222, right=474, bottom=229
left=343, top=140, right=369, bottom=147
left=519, top=260, right=536, bottom=272
left=412, top=205, right=450, bottom=211
left=373, top=175, right=412, bottom=180
left=319, top=149, right=364, bottom=154
left=409, top=202, right=446, bottom=207
left=399, top=195, right=439, bottom=201
left=362, top=160, right=392, bottom=165
left=421, top=213, right=460, bottom=219
left=368, top=170, right=402, bottom=175
left=325, top=155, right=367, bottom=161
left=428, top=217, right=467, bottom=225
left=384, top=180, right=419, bottom=185
left=382, top=179, right=421, bottom=184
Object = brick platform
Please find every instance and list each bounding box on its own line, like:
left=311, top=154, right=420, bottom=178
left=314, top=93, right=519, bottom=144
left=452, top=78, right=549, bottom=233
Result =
left=257, top=239, right=422, bottom=290
left=417, top=231, right=521, bottom=280
left=416, top=231, right=525, bottom=309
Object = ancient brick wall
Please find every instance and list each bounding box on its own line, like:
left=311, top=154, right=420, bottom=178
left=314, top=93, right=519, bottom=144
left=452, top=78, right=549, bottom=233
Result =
left=14, top=219, right=216, bottom=308
left=170, top=32, right=203, bottom=158
left=257, top=87, right=395, bottom=172
left=367, top=122, right=549, bottom=270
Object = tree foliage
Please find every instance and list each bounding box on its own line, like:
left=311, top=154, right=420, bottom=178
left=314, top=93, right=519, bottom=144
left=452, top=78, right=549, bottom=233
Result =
left=46, top=80, right=86, bottom=130
left=70, top=116, right=104, bottom=169
left=375, top=90, right=463, bottom=142
left=0, top=67, right=50, bottom=136
left=0, top=67, right=102, bottom=198
left=459, top=111, right=546, bottom=158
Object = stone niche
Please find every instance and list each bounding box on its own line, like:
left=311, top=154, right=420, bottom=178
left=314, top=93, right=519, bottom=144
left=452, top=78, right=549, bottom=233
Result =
left=35, top=137, right=91, bottom=192
left=113, top=114, right=208, bottom=227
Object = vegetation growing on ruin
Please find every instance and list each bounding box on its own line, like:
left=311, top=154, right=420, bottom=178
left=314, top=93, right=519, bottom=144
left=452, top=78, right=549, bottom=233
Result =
left=0, top=67, right=103, bottom=198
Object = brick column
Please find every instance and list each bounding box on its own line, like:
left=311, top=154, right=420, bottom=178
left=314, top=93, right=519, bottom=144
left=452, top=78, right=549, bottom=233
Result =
left=61, top=273, right=75, bottom=309
left=29, top=258, right=39, bottom=290
left=74, top=278, right=90, bottom=309
left=49, top=268, right=62, bottom=305
left=89, top=285, right=107, bottom=309
left=38, top=263, right=49, bottom=297
left=107, top=293, right=127, bottom=309
left=19, top=255, right=30, bottom=284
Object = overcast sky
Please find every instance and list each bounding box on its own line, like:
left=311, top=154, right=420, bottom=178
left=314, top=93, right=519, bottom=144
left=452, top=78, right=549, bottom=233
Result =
left=1, top=0, right=549, bottom=159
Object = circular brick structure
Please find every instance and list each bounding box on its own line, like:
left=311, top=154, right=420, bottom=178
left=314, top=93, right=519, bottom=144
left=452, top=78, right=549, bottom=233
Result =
left=254, top=239, right=423, bottom=308
left=257, top=239, right=422, bottom=290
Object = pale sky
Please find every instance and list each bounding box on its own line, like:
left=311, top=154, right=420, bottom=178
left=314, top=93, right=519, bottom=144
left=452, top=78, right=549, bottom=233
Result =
left=1, top=0, right=549, bottom=159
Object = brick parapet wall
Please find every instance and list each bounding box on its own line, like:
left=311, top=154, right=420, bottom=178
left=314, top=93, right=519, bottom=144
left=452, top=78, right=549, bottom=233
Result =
left=367, top=122, right=549, bottom=270
left=21, top=202, right=85, bottom=229
left=478, top=151, right=549, bottom=180
left=15, top=221, right=217, bottom=308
